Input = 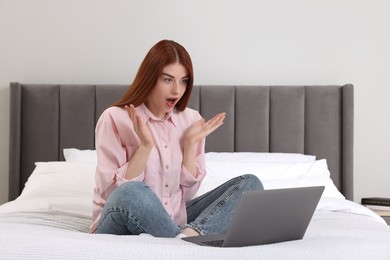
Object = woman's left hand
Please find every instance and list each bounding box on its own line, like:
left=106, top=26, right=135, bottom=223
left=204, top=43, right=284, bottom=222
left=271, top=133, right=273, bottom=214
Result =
left=182, top=112, right=225, bottom=177
left=184, top=112, right=226, bottom=146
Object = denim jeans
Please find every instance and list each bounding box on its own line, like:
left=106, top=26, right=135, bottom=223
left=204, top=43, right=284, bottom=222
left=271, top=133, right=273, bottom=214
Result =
left=95, top=174, right=263, bottom=237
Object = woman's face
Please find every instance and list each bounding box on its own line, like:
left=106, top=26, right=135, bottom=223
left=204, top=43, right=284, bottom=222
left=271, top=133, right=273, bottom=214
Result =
left=145, top=63, right=189, bottom=119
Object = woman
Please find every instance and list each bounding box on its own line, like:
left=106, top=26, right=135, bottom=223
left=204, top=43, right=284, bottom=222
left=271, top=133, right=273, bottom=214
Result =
left=91, top=39, right=263, bottom=237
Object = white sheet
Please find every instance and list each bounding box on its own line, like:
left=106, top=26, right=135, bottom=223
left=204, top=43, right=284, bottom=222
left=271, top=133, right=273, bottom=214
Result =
left=1, top=198, right=389, bottom=260
left=1, top=158, right=388, bottom=259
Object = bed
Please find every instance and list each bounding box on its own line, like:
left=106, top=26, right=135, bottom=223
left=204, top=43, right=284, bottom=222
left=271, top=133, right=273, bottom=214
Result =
left=1, top=82, right=389, bottom=259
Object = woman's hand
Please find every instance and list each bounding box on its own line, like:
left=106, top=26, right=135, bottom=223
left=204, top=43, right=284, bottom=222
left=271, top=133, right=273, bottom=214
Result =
left=184, top=112, right=226, bottom=146
left=125, top=105, right=154, bottom=149
left=182, top=112, right=226, bottom=177
left=123, top=105, right=154, bottom=180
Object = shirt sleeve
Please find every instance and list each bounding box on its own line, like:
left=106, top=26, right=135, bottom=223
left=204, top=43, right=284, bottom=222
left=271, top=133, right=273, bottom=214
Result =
left=180, top=139, right=206, bottom=201
left=179, top=111, right=207, bottom=201
left=94, top=109, right=144, bottom=197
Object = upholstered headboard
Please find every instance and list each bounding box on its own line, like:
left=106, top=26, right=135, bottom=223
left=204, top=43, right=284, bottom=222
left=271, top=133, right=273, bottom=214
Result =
left=9, top=83, right=354, bottom=200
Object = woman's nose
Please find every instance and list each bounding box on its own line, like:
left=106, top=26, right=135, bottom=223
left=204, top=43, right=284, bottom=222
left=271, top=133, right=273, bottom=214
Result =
left=172, top=81, right=180, bottom=93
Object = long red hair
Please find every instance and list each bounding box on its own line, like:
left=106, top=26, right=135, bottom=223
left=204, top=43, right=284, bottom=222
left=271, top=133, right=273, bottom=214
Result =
left=112, top=40, right=194, bottom=111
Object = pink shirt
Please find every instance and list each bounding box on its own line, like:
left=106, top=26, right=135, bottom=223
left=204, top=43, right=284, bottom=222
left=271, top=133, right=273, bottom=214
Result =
left=91, top=104, right=206, bottom=233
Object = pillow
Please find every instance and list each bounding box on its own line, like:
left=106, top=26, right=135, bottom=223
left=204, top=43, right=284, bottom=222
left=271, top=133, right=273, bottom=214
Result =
left=196, top=159, right=344, bottom=200
left=205, top=152, right=316, bottom=162
left=63, top=150, right=315, bottom=163
left=10, top=161, right=97, bottom=218
left=19, top=161, right=96, bottom=198
left=63, top=148, right=97, bottom=163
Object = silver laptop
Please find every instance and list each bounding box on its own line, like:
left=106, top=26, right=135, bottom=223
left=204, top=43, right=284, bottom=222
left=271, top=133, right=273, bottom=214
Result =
left=182, top=186, right=324, bottom=247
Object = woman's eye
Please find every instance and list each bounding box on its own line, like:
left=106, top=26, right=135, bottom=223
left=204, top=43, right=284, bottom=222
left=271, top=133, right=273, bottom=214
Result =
left=164, top=78, right=173, bottom=83
left=181, top=79, right=188, bottom=85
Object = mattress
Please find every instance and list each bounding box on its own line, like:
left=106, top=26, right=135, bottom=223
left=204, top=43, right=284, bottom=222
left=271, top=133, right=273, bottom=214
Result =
left=1, top=198, right=389, bottom=260
left=2, top=149, right=389, bottom=259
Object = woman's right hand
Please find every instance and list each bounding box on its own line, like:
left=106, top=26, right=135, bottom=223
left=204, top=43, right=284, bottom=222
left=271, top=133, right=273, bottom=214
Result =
left=125, top=105, right=154, bottom=149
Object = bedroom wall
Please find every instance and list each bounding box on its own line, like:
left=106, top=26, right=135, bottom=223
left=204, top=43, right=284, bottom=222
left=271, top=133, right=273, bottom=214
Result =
left=0, top=0, right=389, bottom=204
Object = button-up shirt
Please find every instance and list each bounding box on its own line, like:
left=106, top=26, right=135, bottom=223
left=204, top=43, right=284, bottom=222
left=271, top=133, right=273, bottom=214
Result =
left=91, top=104, right=206, bottom=233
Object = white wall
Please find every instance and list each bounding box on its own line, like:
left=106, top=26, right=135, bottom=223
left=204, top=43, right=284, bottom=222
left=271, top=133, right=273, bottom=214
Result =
left=1, top=0, right=389, bottom=204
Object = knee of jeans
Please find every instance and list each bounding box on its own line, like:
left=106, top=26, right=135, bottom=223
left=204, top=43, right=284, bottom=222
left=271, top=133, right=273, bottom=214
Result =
left=241, top=174, right=264, bottom=191
left=107, top=181, right=149, bottom=209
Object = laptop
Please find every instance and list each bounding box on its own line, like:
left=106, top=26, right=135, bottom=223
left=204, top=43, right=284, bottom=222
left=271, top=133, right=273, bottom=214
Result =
left=182, top=186, right=324, bottom=247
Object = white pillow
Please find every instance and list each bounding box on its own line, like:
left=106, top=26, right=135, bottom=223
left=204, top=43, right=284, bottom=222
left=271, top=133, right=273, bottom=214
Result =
left=197, top=159, right=344, bottom=200
left=63, top=150, right=315, bottom=163
left=10, top=161, right=97, bottom=218
left=59, top=149, right=340, bottom=199
left=205, top=152, right=316, bottom=162
left=63, top=148, right=97, bottom=163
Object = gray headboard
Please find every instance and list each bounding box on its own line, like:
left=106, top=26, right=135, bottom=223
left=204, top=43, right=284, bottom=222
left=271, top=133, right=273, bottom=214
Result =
left=9, top=83, right=354, bottom=201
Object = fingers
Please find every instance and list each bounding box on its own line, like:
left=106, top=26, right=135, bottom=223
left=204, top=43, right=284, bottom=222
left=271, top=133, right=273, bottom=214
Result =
left=125, top=104, right=136, bottom=121
left=199, top=112, right=226, bottom=137
left=125, top=104, right=140, bottom=133
left=204, top=112, right=226, bottom=130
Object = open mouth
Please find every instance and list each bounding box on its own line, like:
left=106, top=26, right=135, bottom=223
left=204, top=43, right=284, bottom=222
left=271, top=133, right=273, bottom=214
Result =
left=166, top=98, right=177, bottom=107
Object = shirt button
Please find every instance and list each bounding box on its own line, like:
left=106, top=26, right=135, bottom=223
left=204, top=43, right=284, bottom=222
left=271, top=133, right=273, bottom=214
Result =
left=165, top=184, right=168, bottom=187
left=164, top=202, right=168, bottom=205
left=165, top=165, right=169, bottom=169
left=164, top=145, right=168, bottom=148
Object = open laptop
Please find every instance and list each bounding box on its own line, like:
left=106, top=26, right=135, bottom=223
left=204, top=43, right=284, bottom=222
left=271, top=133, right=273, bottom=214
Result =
left=182, top=186, right=324, bottom=247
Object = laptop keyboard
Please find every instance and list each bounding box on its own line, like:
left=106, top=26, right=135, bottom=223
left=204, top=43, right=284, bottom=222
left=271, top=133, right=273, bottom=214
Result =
left=201, top=239, right=225, bottom=247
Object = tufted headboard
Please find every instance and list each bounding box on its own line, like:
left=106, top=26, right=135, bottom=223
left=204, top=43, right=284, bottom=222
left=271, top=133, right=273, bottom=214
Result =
left=9, top=83, right=354, bottom=200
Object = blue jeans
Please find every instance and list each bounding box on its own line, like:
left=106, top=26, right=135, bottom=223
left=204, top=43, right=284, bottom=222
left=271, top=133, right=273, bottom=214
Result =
left=95, top=174, right=263, bottom=237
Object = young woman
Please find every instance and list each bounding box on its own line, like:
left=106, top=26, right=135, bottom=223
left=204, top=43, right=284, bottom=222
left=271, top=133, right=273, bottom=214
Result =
left=91, top=39, right=263, bottom=237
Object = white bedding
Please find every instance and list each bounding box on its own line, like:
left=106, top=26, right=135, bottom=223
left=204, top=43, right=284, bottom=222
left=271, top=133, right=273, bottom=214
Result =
left=0, top=199, right=390, bottom=260
left=1, top=154, right=390, bottom=259
left=1, top=198, right=389, bottom=260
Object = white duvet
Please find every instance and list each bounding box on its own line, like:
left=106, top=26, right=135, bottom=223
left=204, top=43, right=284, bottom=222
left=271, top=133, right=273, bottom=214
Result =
left=1, top=198, right=390, bottom=260
left=1, top=156, right=390, bottom=259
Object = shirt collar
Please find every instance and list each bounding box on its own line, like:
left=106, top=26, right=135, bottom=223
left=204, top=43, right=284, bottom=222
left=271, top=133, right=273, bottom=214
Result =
left=138, top=103, right=178, bottom=127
